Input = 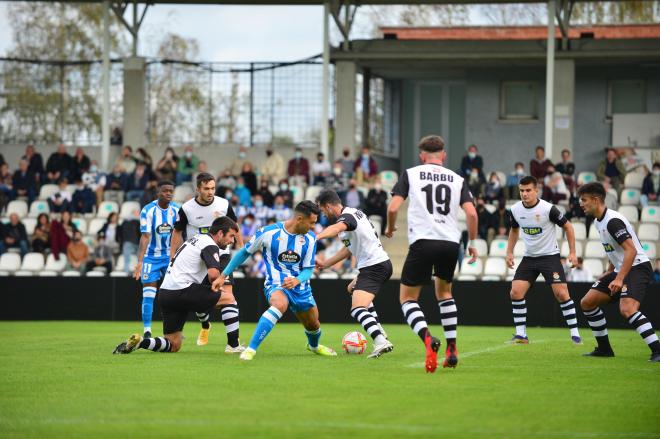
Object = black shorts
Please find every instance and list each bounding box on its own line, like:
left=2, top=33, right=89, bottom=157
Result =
left=219, top=254, right=234, bottom=286
left=351, top=260, right=393, bottom=295
left=590, top=262, right=653, bottom=303
left=513, top=254, right=566, bottom=285
left=401, top=240, right=460, bottom=286
left=159, top=283, right=220, bottom=334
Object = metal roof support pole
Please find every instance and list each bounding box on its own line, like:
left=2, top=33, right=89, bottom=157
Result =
left=555, top=0, right=574, bottom=51
left=321, top=2, right=330, bottom=157
left=544, top=0, right=555, bottom=159
left=101, top=0, right=111, bottom=171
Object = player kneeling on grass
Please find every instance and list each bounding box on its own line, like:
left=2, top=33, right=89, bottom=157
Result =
left=213, top=200, right=336, bottom=361
left=316, top=189, right=393, bottom=358
left=113, top=217, right=239, bottom=355
left=577, top=182, right=660, bottom=362
left=505, top=175, right=582, bottom=345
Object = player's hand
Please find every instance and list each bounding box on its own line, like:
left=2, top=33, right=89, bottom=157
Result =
left=506, top=254, right=515, bottom=269
left=384, top=226, right=397, bottom=238
left=133, top=262, right=143, bottom=280
left=568, top=253, right=578, bottom=268
left=347, top=277, right=357, bottom=295
left=467, top=246, right=478, bottom=264
left=212, top=275, right=226, bottom=293
left=282, top=276, right=300, bottom=290
left=315, top=261, right=326, bottom=271
left=608, top=277, right=624, bottom=295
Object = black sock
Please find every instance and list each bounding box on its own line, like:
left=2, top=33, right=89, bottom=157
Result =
left=438, top=298, right=458, bottom=345
left=220, top=304, right=240, bottom=348
left=196, top=312, right=210, bottom=330
left=628, top=312, right=660, bottom=353
left=350, top=306, right=383, bottom=341
left=584, top=307, right=612, bottom=351
left=139, top=337, right=172, bottom=352
left=367, top=303, right=381, bottom=324
left=401, top=300, right=429, bottom=342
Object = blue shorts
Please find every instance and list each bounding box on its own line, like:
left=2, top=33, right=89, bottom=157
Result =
left=265, top=285, right=316, bottom=314
left=141, top=256, right=170, bottom=284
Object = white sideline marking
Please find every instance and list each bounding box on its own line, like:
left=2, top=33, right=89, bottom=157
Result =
left=405, top=339, right=548, bottom=368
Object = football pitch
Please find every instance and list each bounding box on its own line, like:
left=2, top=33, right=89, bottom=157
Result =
left=1, top=322, right=659, bottom=439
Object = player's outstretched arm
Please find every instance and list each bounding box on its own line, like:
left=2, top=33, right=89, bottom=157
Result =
left=316, top=222, right=347, bottom=241
left=385, top=195, right=404, bottom=238
left=462, top=201, right=479, bottom=263
left=562, top=221, right=578, bottom=267
left=133, top=232, right=151, bottom=280
left=317, top=246, right=351, bottom=270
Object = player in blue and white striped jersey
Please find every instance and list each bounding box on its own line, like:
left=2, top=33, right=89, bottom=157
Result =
left=213, top=201, right=337, bottom=361
left=134, top=180, right=179, bottom=337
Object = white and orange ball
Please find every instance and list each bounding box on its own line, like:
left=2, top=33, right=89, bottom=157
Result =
left=342, top=331, right=368, bottom=354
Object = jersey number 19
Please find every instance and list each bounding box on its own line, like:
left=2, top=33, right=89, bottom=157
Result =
left=421, top=183, right=451, bottom=215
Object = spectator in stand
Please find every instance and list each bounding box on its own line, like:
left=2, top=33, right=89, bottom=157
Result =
left=71, top=178, right=95, bottom=214
left=326, top=162, right=349, bottom=194
left=287, top=147, right=310, bottom=185
left=341, top=179, right=364, bottom=209
left=365, top=180, right=388, bottom=234
left=269, top=195, right=291, bottom=222
left=50, top=211, right=76, bottom=260
left=240, top=213, right=258, bottom=238
left=484, top=172, right=504, bottom=205
left=543, top=166, right=569, bottom=204
left=66, top=230, right=89, bottom=273
left=0, top=154, right=4, bottom=167
left=475, top=197, right=493, bottom=241
left=654, top=259, right=660, bottom=283
left=275, top=180, right=294, bottom=208
left=105, top=164, right=129, bottom=205
left=505, top=162, right=525, bottom=200
left=241, top=162, right=258, bottom=195
left=567, top=257, right=593, bottom=283
left=100, top=212, right=121, bottom=254
left=228, top=146, right=250, bottom=177
left=256, top=177, right=274, bottom=207
left=0, top=163, right=13, bottom=203
left=597, top=148, right=627, bottom=193
left=261, top=146, right=286, bottom=184
left=22, top=144, right=44, bottom=182
left=467, top=167, right=486, bottom=199
left=459, top=144, right=484, bottom=178
left=118, top=213, right=140, bottom=273
left=555, top=149, right=575, bottom=189
left=338, top=148, right=354, bottom=178
left=641, top=162, right=660, bottom=207
left=82, top=160, right=106, bottom=206
left=126, top=162, right=150, bottom=202
left=529, top=146, right=553, bottom=181
left=312, top=152, right=331, bottom=185
left=176, top=145, right=199, bottom=185
left=12, top=158, right=38, bottom=204
left=234, top=176, right=252, bottom=207
left=48, top=178, right=72, bottom=213
left=216, top=170, right=236, bottom=199
left=46, top=144, right=72, bottom=183
left=31, top=213, right=51, bottom=254
left=70, top=147, right=90, bottom=182
left=135, top=148, right=153, bottom=173
left=353, top=146, right=378, bottom=183
left=85, top=232, right=113, bottom=273
left=250, top=194, right=270, bottom=227
left=0, top=213, right=29, bottom=256
left=247, top=251, right=267, bottom=278
left=115, top=145, right=136, bottom=175
left=492, top=200, right=511, bottom=238
left=110, top=127, right=123, bottom=146
left=155, top=147, right=178, bottom=182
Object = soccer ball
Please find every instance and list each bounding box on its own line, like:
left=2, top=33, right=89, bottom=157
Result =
left=342, top=331, right=367, bottom=354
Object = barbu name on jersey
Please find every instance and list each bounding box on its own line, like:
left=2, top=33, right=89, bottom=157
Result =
left=419, top=170, right=454, bottom=182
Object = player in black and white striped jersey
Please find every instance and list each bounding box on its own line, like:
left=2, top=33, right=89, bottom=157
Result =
left=386, top=135, right=479, bottom=373
left=577, top=182, right=659, bottom=362
left=316, top=189, right=394, bottom=359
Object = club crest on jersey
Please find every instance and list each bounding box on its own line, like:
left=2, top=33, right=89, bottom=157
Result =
left=522, top=227, right=542, bottom=235
left=622, top=284, right=628, bottom=293
left=156, top=223, right=173, bottom=235
left=553, top=272, right=560, bottom=280
left=278, top=250, right=301, bottom=264
left=535, top=214, right=541, bottom=223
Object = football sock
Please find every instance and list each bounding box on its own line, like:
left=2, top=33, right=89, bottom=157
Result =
left=628, top=312, right=660, bottom=353
left=305, top=328, right=322, bottom=349
left=139, top=337, right=172, bottom=352
left=220, top=304, right=240, bottom=348
left=511, top=299, right=527, bottom=337
left=196, top=312, right=211, bottom=330
left=583, top=307, right=612, bottom=351
left=350, top=306, right=385, bottom=344
left=367, top=303, right=380, bottom=324
left=559, top=299, right=580, bottom=338
left=248, top=306, right=282, bottom=351
left=402, top=300, right=429, bottom=342
left=438, top=298, right=458, bottom=345
left=141, top=286, right=157, bottom=333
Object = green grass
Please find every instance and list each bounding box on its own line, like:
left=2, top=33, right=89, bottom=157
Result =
left=1, top=322, right=659, bottom=439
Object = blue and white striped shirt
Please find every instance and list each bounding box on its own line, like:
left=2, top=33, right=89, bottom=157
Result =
left=140, top=200, right=180, bottom=259
left=244, top=222, right=317, bottom=293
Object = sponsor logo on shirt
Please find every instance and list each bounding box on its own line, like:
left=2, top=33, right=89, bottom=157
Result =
left=602, top=243, right=615, bottom=252
left=198, top=227, right=210, bottom=234
left=522, top=227, right=542, bottom=235
left=156, top=223, right=173, bottom=235
left=614, top=229, right=627, bottom=239
left=278, top=250, right=301, bottom=264
left=213, top=253, right=220, bottom=262
left=342, top=239, right=351, bottom=247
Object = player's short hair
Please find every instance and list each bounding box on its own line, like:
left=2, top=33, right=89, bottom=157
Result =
left=418, top=135, right=445, bottom=153
left=209, top=216, right=239, bottom=235
left=157, top=179, right=174, bottom=188
left=519, top=176, right=537, bottom=187
left=294, top=200, right=321, bottom=218
left=577, top=182, right=606, bottom=201
left=316, top=189, right=342, bottom=206
left=196, top=172, right=215, bottom=188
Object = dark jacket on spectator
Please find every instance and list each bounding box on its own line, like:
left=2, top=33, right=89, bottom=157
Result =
left=287, top=158, right=310, bottom=184
left=642, top=174, right=660, bottom=198
left=555, top=161, right=575, bottom=178
left=127, top=171, right=149, bottom=192
left=12, top=169, right=38, bottom=193
left=23, top=153, right=44, bottom=177
left=460, top=155, right=484, bottom=178
left=353, top=156, right=379, bottom=179
left=105, top=172, right=129, bottom=192
left=1, top=221, right=28, bottom=244
left=70, top=154, right=91, bottom=182
left=118, top=219, right=141, bottom=247
left=530, top=159, right=554, bottom=180
left=46, top=152, right=72, bottom=175
left=49, top=220, right=74, bottom=259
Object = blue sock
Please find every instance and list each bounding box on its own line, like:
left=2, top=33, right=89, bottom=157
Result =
left=248, top=306, right=282, bottom=351
left=305, top=328, right=321, bottom=349
left=141, top=286, right=157, bottom=332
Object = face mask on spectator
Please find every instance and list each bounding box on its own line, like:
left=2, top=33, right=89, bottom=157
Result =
left=295, top=151, right=302, bottom=159
left=239, top=152, right=246, bottom=159
left=275, top=202, right=283, bottom=208
left=185, top=151, right=192, bottom=159
left=236, top=183, right=244, bottom=189
left=654, top=169, right=660, bottom=177
left=244, top=218, right=253, bottom=226
left=333, top=168, right=342, bottom=176
left=468, top=152, right=476, bottom=159
left=90, top=165, right=98, bottom=173
left=255, top=200, right=263, bottom=208
left=254, top=253, right=263, bottom=262
left=374, top=183, right=382, bottom=190
left=226, top=191, right=233, bottom=199
left=516, top=168, right=524, bottom=176
left=280, top=183, right=288, bottom=191
left=471, top=171, right=478, bottom=178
